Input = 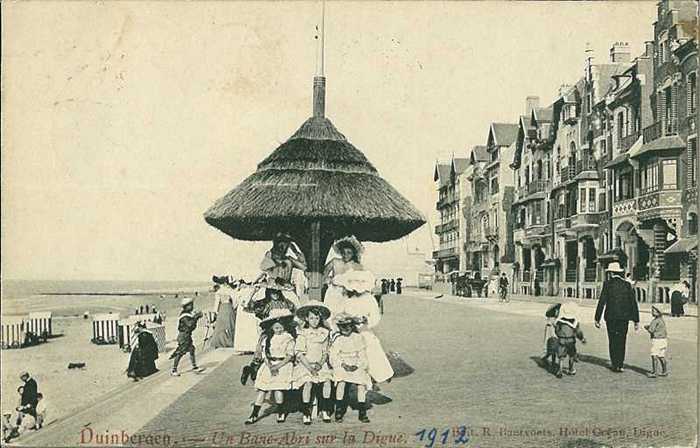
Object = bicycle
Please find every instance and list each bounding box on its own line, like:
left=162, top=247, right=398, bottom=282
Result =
left=499, top=285, right=509, bottom=303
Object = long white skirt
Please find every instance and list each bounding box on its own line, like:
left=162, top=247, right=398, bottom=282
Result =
left=324, top=284, right=346, bottom=330
left=361, top=330, right=394, bottom=383
left=233, top=287, right=260, bottom=353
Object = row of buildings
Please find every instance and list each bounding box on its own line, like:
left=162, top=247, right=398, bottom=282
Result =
left=433, top=0, right=698, bottom=303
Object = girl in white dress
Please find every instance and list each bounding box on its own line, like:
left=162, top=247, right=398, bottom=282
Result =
left=245, top=309, right=295, bottom=425
left=323, top=236, right=364, bottom=324
left=334, top=269, right=395, bottom=385
left=330, top=313, right=372, bottom=423
left=292, top=301, right=334, bottom=424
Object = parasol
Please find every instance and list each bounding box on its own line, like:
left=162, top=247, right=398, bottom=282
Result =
left=204, top=8, right=425, bottom=298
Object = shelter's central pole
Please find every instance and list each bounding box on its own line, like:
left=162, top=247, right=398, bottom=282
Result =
left=308, top=221, right=323, bottom=300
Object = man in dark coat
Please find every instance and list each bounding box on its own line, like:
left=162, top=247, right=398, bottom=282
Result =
left=18, top=372, right=38, bottom=419
left=594, top=262, right=640, bottom=372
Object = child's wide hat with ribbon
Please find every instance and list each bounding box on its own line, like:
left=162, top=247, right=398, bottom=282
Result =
left=296, top=300, right=331, bottom=321
left=259, top=308, right=294, bottom=329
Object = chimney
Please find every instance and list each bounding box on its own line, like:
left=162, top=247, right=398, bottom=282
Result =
left=609, top=42, right=631, bottom=63
left=313, top=76, right=326, bottom=117
left=526, top=96, right=540, bottom=116
left=558, top=84, right=572, bottom=98
left=644, top=41, right=654, bottom=58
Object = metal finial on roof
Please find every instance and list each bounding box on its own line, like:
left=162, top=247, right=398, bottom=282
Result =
left=313, top=0, right=326, bottom=117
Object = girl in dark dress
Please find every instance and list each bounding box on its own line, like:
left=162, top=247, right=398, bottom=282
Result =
left=127, top=324, right=159, bottom=381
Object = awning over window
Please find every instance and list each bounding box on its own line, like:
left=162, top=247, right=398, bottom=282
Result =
left=664, top=238, right=698, bottom=254
left=631, top=135, right=685, bottom=159
left=604, top=152, right=630, bottom=169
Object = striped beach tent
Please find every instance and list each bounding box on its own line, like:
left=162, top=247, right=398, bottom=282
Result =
left=92, top=313, right=120, bottom=344
left=118, top=318, right=167, bottom=353
left=1, top=316, right=26, bottom=349
left=25, top=312, right=52, bottom=339
left=146, top=322, right=167, bottom=353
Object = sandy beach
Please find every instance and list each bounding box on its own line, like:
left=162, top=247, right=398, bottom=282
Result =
left=1, top=286, right=212, bottom=428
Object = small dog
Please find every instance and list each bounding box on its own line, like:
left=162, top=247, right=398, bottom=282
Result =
left=67, top=362, right=86, bottom=369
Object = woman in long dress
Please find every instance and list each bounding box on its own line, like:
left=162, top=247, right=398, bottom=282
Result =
left=323, top=236, right=365, bottom=320
left=126, top=324, right=159, bottom=381
left=210, top=277, right=237, bottom=349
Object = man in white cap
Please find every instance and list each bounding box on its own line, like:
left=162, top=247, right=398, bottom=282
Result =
left=594, top=261, right=640, bottom=373
left=169, top=297, right=204, bottom=376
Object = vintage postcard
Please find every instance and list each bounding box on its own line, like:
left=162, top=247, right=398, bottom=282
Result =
left=1, top=1, right=698, bottom=447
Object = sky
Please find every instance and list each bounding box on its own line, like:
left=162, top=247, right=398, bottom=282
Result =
left=1, top=1, right=657, bottom=281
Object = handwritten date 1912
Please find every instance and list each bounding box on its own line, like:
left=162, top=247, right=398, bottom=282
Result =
left=415, top=426, right=471, bottom=447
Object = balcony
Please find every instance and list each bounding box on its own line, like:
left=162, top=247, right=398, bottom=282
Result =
left=527, top=179, right=550, bottom=195
left=643, top=120, right=677, bottom=144
left=618, top=132, right=640, bottom=152
left=485, top=226, right=499, bottom=239
left=435, top=220, right=458, bottom=235
left=561, top=166, right=575, bottom=183
left=612, top=198, right=636, bottom=218
left=637, top=190, right=683, bottom=218
left=571, top=212, right=603, bottom=229
left=432, top=247, right=457, bottom=260
left=576, top=158, right=597, bottom=174
left=584, top=267, right=597, bottom=283
left=554, top=217, right=572, bottom=233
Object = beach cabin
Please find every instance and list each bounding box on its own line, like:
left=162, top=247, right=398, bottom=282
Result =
left=118, top=317, right=167, bottom=353
left=25, top=312, right=53, bottom=340
left=1, top=316, right=26, bottom=349
left=92, top=313, right=120, bottom=344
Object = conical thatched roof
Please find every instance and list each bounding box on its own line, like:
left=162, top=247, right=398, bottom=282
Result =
left=204, top=115, right=426, bottom=244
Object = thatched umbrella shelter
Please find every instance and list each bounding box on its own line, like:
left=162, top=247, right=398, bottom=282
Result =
left=204, top=16, right=425, bottom=298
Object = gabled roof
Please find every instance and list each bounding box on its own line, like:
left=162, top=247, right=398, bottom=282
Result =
left=469, top=145, right=489, bottom=164
left=489, top=123, right=519, bottom=147
left=532, top=107, right=554, bottom=123
left=595, top=63, right=633, bottom=100
left=434, top=162, right=452, bottom=186
left=452, top=157, right=469, bottom=175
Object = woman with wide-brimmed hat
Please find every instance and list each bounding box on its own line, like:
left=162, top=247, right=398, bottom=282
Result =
left=245, top=309, right=296, bottom=425
left=292, top=301, right=334, bottom=424
left=323, top=235, right=365, bottom=317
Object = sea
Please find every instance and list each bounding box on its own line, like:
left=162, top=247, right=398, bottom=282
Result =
left=1, top=279, right=211, bottom=301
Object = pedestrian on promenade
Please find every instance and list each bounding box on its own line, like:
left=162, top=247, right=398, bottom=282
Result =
left=551, top=304, right=586, bottom=378
left=127, top=323, right=159, bottom=381
left=34, top=393, right=48, bottom=429
left=594, top=262, right=640, bottom=373
left=169, top=297, right=204, bottom=376
left=644, top=305, right=668, bottom=378
left=670, top=280, right=689, bottom=317
left=17, top=372, right=38, bottom=420
left=498, top=273, right=509, bottom=302
left=245, top=309, right=296, bottom=425
left=396, top=278, right=402, bottom=295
